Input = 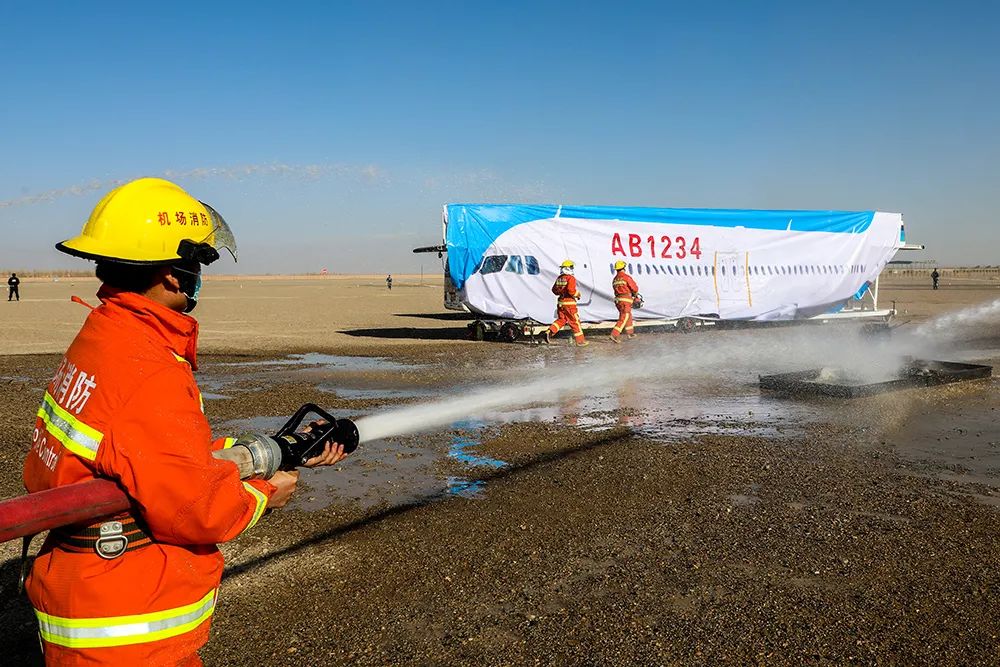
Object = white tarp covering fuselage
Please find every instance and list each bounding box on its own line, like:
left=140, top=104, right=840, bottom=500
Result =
left=444, top=205, right=905, bottom=323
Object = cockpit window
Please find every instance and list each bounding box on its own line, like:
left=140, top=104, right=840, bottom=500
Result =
left=505, top=255, right=523, bottom=274
left=479, top=255, right=508, bottom=275
left=525, top=256, right=540, bottom=275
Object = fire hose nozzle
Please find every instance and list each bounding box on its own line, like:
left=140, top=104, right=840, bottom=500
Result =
left=216, top=407, right=359, bottom=479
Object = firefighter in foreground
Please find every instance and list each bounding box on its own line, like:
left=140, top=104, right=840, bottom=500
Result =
left=546, top=259, right=588, bottom=346
left=22, top=178, right=347, bottom=666
left=610, top=260, right=640, bottom=343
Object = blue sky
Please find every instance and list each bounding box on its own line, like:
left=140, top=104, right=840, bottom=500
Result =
left=1, top=1, right=997, bottom=273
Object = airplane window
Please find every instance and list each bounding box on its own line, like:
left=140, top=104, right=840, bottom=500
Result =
left=645, top=264, right=651, bottom=274
left=525, top=256, right=540, bottom=275
left=609, top=263, right=616, bottom=274
left=683, top=266, right=688, bottom=276
left=668, top=266, right=674, bottom=275
left=721, top=265, right=726, bottom=276
left=480, top=255, right=507, bottom=275
left=767, top=266, right=773, bottom=275
left=505, top=255, right=523, bottom=274
left=628, top=263, right=634, bottom=273
left=653, top=265, right=660, bottom=274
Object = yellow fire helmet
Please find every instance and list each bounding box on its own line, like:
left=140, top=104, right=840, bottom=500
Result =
left=560, top=259, right=575, bottom=268
left=614, top=260, right=627, bottom=271
left=56, top=177, right=237, bottom=266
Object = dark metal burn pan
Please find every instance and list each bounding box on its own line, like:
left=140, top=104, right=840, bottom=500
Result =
left=759, top=359, right=993, bottom=398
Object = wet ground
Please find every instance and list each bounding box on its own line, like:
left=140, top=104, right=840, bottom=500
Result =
left=0, top=280, right=998, bottom=665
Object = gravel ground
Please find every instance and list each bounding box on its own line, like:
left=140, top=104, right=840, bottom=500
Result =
left=0, top=282, right=998, bottom=665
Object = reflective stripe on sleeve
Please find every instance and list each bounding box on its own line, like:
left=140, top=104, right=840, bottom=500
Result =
left=36, top=393, right=103, bottom=461
left=242, top=482, right=268, bottom=531
left=223, top=437, right=237, bottom=449
left=35, top=589, right=217, bottom=649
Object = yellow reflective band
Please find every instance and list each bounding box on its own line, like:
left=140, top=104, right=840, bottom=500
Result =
left=223, top=437, right=237, bottom=449
left=171, top=353, right=189, bottom=365
left=242, top=482, right=268, bottom=531
left=37, top=393, right=103, bottom=461
left=615, top=297, right=634, bottom=304
left=35, top=589, right=216, bottom=649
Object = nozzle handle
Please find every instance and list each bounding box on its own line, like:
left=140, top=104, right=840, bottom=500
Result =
left=276, top=404, right=360, bottom=464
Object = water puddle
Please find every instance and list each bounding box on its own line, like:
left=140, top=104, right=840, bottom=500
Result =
left=477, top=382, right=821, bottom=442
left=447, top=419, right=507, bottom=470
left=219, top=353, right=414, bottom=372
left=317, top=384, right=438, bottom=401
left=446, top=477, right=487, bottom=499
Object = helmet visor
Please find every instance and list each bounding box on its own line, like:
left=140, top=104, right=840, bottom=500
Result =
left=197, top=202, right=238, bottom=262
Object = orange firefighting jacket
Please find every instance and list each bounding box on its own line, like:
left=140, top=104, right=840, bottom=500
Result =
left=612, top=270, right=639, bottom=303
left=552, top=274, right=581, bottom=307
left=23, top=286, right=276, bottom=666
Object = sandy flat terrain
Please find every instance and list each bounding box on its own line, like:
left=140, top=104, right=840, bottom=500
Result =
left=0, top=272, right=996, bottom=355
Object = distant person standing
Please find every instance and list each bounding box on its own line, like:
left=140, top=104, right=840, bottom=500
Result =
left=609, top=260, right=639, bottom=343
left=931, top=268, right=940, bottom=290
left=7, top=273, right=19, bottom=301
left=386, top=274, right=393, bottom=291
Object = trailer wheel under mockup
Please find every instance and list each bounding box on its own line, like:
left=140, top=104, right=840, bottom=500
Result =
left=676, top=317, right=697, bottom=333
left=499, top=322, right=520, bottom=343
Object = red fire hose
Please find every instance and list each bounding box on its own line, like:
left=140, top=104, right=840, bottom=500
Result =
left=0, top=480, right=129, bottom=543
left=0, top=408, right=361, bottom=544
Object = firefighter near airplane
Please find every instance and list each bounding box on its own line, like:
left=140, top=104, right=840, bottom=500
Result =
left=0, top=405, right=359, bottom=545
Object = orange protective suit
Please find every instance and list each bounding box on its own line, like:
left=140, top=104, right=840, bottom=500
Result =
left=23, top=286, right=275, bottom=666
left=547, top=274, right=586, bottom=345
left=611, top=270, right=639, bottom=339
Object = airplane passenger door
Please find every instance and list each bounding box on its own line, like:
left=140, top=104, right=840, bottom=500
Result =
left=714, top=252, right=750, bottom=315
left=561, top=234, right=594, bottom=305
